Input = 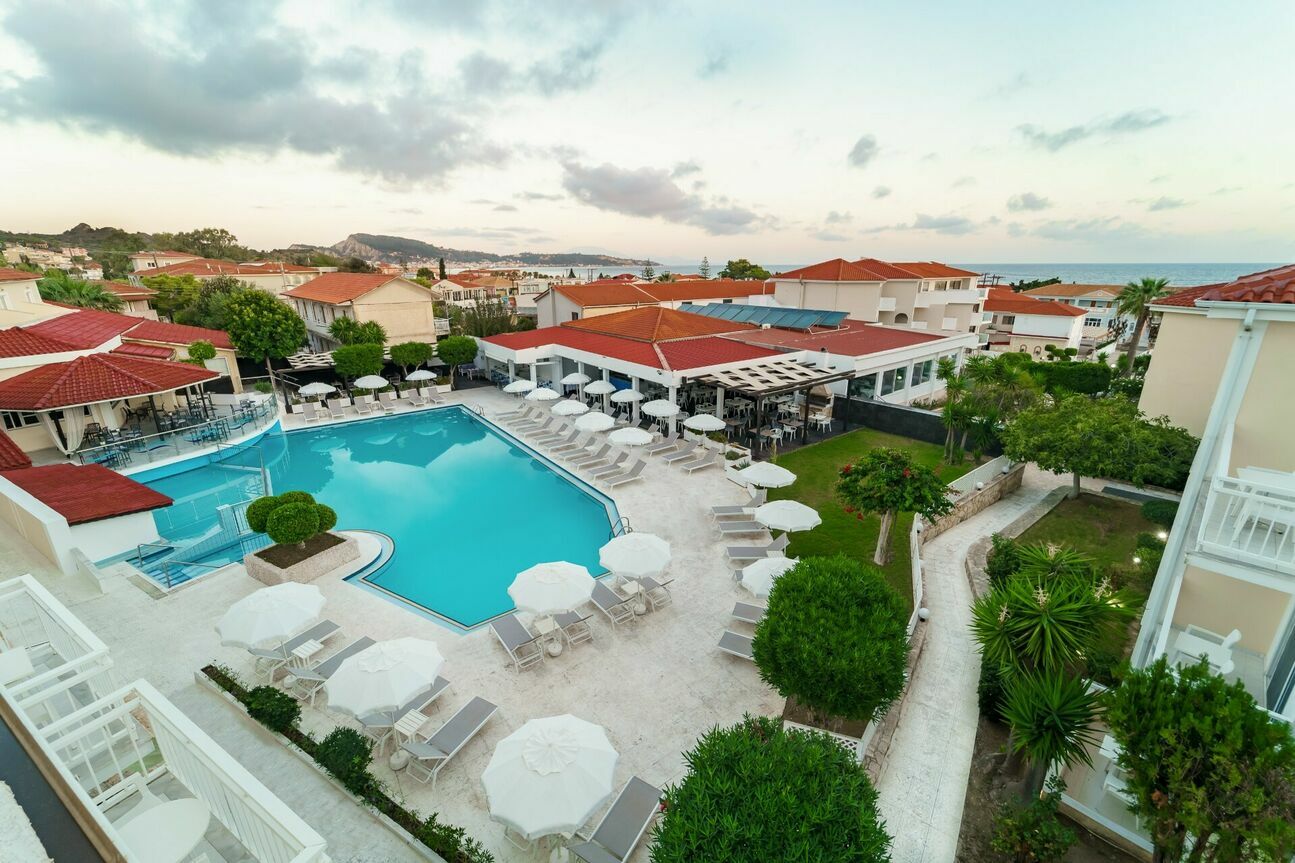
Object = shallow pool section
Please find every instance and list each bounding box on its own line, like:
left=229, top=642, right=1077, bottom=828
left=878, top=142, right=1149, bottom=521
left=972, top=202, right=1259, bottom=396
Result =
left=140, top=407, right=617, bottom=627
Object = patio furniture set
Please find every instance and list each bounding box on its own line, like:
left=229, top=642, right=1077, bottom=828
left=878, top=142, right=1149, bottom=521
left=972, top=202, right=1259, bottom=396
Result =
left=299, top=388, right=444, bottom=423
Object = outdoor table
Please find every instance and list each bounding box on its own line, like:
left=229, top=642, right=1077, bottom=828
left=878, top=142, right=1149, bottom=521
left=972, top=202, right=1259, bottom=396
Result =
left=533, top=616, right=563, bottom=656
left=621, top=581, right=648, bottom=615
left=782, top=418, right=804, bottom=440
left=115, top=798, right=210, bottom=863
left=291, top=639, right=322, bottom=667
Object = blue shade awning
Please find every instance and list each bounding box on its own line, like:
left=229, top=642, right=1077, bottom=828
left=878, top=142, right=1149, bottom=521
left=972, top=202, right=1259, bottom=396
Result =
left=678, top=303, right=847, bottom=330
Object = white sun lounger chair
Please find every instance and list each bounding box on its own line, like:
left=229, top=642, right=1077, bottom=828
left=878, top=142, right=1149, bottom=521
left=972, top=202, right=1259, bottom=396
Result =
left=248, top=619, right=341, bottom=680
left=408, top=390, right=429, bottom=407
left=639, top=576, right=673, bottom=610
left=534, top=426, right=578, bottom=447
left=644, top=428, right=677, bottom=454
left=731, top=601, right=766, bottom=624
left=715, top=520, right=766, bottom=536
left=326, top=398, right=348, bottom=419
left=717, top=630, right=754, bottom=660
left=679, top=452, right=720, bottom=473
left=567, top=443, right=611, bottom=466
left=551, top=433, right=591, bottom=455
left=569, top=777, right=663, bottom=863
left=660, top=445, right=701, bottom=465
left=603, top=460, right=645, bottom=488
left=357, top=675, right=451, bottom=750
left=725, top=533, right=790, bottom=565
left=490, top=614, right=545, bottom=671
left=353, top=395, right=376, bottom=415
left=300, top=402, right=322, bottom=424
left=518, top=416, right=558, bottom=435
left=378, top=391, right=399, bottom=413
left=401, top=696, right=499, bottom=788
left=289, top=636, right=376, bottom=704
left=553, top=610, right=594, bottom=646
left=712, top=489, right=767, bottom=520
left=586, top=452, right=630, bottom=478
left=592, top=581, right=635, bottom=626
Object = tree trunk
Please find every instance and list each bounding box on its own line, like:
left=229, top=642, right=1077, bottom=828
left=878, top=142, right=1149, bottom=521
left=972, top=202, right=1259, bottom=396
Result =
left=1021, top=758, right=1049, bottom=802
left=1123, top=313, right=1147, bottom=375
left=873, top=510, right=895, bottom=566
left=1070, top=472, right=1082, bottom=499
left=943, top=427, right=955, bottom=461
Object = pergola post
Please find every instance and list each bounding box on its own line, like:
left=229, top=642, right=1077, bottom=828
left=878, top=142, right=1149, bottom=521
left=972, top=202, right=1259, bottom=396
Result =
left=601, top=369, right=610, bottom=414
left=801, top=386, right=812, bottom=441
left=630, top=376, right=641, bottom=423
left=507, top=359, right=516, bottom=383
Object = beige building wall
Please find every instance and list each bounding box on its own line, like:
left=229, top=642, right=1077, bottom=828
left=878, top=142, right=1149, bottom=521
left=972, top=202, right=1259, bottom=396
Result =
left=352, top=278, right=441, bottom=344
left=1138, top=311, right=1232, bottom=434
left=1230, top=320, right=1295, bottom=473
left=1001, top=333, right=1073, bottom=355
left=1172, top=564, right=1293, bottom=658
left=772, top=281, right=883, bottom=322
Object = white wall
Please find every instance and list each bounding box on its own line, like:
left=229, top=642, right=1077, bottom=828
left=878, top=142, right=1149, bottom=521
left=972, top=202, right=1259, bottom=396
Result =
left=0, top=475, right=75, bottom=574
left=69, top=512, right=161, bottom=562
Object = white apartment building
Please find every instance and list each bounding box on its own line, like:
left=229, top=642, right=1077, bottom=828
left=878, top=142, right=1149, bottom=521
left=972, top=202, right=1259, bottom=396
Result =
left=983, top=289, right=1087, bottom=355
left=1021, top=283, right=1123, bottom=341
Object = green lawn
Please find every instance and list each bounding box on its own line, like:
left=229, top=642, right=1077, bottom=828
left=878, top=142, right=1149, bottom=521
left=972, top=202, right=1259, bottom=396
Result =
left=766, top=429, right=971, bottom=609
left=1015, top=493, right=1159, bottom=571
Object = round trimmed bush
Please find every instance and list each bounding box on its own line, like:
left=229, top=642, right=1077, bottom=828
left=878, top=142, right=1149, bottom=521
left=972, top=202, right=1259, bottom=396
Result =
left=266, top=502, right=321, bottom=547
left=753, top=555, right=908, bottom=724
left=315, top=727, right=373, bottom=797
left=245, top=494, right=281, bottom=533
left=276, top=490, right=316, bottom=507
left=1140, top=498, right=1179, bottom=529
left=315, top=504, right=337, bottom=533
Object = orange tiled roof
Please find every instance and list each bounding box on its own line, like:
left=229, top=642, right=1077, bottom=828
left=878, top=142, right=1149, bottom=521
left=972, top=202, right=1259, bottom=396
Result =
left=563, top=306, right=757, bottom=341
left=92, top=280, right=155, bottom=300
left=1155, top=265, right=1295, bottom=308
left=282, top=273, right=400, bottom=304
left=2, top=464, right=171, bottom=524
left=133, top=258, right=320, bottom=279
left=0, top=267, right=38, bottom=282
left=891, top=261, right=981, bottom=279
left=984, top=289, right=1086, bottom=317
left=774, top=257, right=978, bottom=282
left=1020, top=283, right=1121, bottom=299
left=124, top=319, right=233, bottom=350
left=0, top=429, right=32, bottom=471
left=0, top=353, right=219, bottom=410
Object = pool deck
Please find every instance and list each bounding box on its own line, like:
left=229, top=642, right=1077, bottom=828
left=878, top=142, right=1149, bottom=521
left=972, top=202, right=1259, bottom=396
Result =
left=3, top=386, right=782, bottom=862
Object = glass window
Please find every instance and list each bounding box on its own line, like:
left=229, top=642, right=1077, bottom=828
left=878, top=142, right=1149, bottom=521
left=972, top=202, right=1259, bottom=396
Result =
left=1000, top=314, right=1016, bottom=325
left=880, top=366, right=907, bottom=395
left=849, top=373, right=877, bottom=399
left=913, top=359, right=934, bottom=385
left=1, top=410, right=39, bottom=430
left=1084, top=317, right=1103, bottom=328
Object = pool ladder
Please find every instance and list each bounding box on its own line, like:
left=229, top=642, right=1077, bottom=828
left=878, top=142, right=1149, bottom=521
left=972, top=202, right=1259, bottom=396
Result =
left=609, top=516, right=633, bottom=538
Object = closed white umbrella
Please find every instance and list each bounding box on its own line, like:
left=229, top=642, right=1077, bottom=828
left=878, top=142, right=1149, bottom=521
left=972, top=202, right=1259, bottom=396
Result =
left=354, top=375, right=389, bottom=390
left=684, top=413, right=726, bottom=432
left=405, top=369, right=435, bottom=382
left=508, top=562, right=595, bottom=616
left=483, top=715, right=618, bottom=841
left=608, top=427, right=653, bottom=446
left=574, top=411, right=616, bottom=432
left=216, top=583, right=324, bottom=649
left=609, top=389, right=643, bottom=404
left=298, top=382, right=335, bottom=398
left=526, top=387, right=561, bottom=401
left=551, top=400, right=590, bottom=417
left=504, top=380, right=536, bottom=394
left=560, top=372, right=592, bottom=386
left=640, top=399, right=679, bottom=418
left=599, top=533, right=671, bottom=579
left=735, top=462, right=797, bottom=489
left=325, top=638, right=445, bottom=717
left=584, top=380, right=616, bottom=396
left=754, top=500, right=821, bottom=532
left=740, top=557, right=799, bottom=598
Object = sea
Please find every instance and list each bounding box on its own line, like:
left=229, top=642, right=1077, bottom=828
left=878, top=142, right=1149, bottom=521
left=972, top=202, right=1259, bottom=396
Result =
left=509, top=263, right=1278, bottom=288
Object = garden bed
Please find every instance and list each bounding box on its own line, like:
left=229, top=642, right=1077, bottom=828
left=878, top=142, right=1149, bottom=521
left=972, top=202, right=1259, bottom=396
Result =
left=1015, top=493, right=1159, bottom=572
left=254, top=531, right=346, bottom=568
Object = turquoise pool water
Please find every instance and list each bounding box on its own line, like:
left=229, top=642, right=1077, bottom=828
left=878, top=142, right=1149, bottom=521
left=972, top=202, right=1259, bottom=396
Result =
left=141, top=407, right=617, bottom=627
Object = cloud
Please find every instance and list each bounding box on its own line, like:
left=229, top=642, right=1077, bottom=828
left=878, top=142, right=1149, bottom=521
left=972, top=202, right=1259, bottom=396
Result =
left=951, top=176, right=976, bottom=188
left=871, top=185, right=892, bottom=199
left=825, top=210, right=852, bottom=224
left=1007, top=192, right=1052, bottom=212
left=698, top=47, right=731, bottom=79
left=560, top=159, right=763, bottom=235
left=1031, top=217, right=1145, bottom=243
left=1146, top=196, right=1188, bottom=211
left=516, top=191, right=563, bottom=201
left=988, top=71, right=1031, bottom=99
left=1210, top=186, right=1242, bottom=196
left=864, top=213, right=978, bottom=236
left=1017, top=109, right=1171, bottom=152
left=1149, top=174, right=1170, bottom=184
left=848, top=134, right=879, bottom=168
left=493, top=203, right=518, bottom=212
left=671, top=160, right=702, bottom=178
left=811, top=230, right=850, bottom=242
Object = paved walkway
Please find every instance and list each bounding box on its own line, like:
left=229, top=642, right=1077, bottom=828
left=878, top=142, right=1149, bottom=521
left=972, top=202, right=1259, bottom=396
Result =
left=875, top=468, right=1083, bottom=863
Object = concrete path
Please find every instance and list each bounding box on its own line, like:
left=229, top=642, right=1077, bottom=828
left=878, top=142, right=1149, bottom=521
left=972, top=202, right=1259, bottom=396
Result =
left=875, top=468, right=1074, bottom=863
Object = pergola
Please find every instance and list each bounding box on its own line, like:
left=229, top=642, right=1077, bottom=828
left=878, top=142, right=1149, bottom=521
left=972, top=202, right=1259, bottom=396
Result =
left=689, top=356, right=856, bottom=447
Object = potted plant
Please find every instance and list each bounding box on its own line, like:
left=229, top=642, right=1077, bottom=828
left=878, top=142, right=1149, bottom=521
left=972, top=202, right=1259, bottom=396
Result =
left=433, top=375, right=452, bottom=394
left=702, top=430, right=728, bottom=452
left=242, top=491, right=360, bottom=585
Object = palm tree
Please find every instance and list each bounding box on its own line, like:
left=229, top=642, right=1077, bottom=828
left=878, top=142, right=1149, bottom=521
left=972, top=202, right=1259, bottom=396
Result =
left=1116, top=277, right=1171, bottom=374
left=36, top=269, right=123, bottom=312
left=1002, top=671, right=1102, bottom=799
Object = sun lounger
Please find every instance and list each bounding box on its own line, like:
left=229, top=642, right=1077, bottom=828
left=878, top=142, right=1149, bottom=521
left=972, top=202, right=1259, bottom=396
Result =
left=355, top=395, right=377, bottom=415
left=521, top=417, right=560, bottom=437
left=715, top=520, right=766, bottom=536
left=639, top=576, right=673, bottom=611
left=496, top=403, right=531, bottom=419
left=661, top=445, right=701, bottom=465
left=326, top=398, right=348, bottom=419
left=550, top=434, right=591, bottom=455
left=553, top=610, right=594, bottom=647
left=731, top=602, right=766, bottom=625
left=679, top=452, right=720, bottom=473
left=300, top=403, right=322, bottom=424
left=586, top=452, right=630, bottom=478
left=378, top=391, right=399, bottom=413
left=725, top=533, right=790, bottom=565
left=603, top=460, right=645, bottom=488
left=591, top=581, right=635, bottom=626
left=289, top=636, right=376, bottom=704
left=408, top=390, right=429, bottom=407
left=568, top=777, right=663, bottom=863
left=717, top=630, right=754, bottom=660
left=401, top=696, right=499, bottom=788
left=534, top=426, right=578, bottom=447
left=711, top=489, right=767, bottom=519
left=248, top=619, right=341, bottom=680
left=357, top=676, right=451, bottom=750
left=421, top=387, right=445, bottom=405
left=644, top=430, right=678, bottom=455
left=490, top=614, right=545, bottom=671
left=567, top=443, right=611, bottom=466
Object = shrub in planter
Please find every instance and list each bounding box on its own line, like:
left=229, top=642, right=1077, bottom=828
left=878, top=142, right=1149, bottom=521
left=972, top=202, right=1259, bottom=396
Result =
left=316, top=504, right=338, bottom=532
left=419, top=813, right=494, bottom=863
left=651, top=715, right=891, bottom=863
left=315, top=727, right=374, bottom=797
left=246, top=685, right=300, bottom=734
left=254, top=381, right=273, bottom=394
left=985, top=533, right=1022, bottom=588
left=266, top=502, right=320, bottom=547
left=1140, top=498, right=1179, bottom=529
left=991, top=778, right=1076, bottom=862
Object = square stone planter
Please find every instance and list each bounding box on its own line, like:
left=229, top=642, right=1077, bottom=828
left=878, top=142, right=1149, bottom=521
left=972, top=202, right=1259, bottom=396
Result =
left=244, top=532, right=360, bottom=585
left=434, top=384, right=451, bottom=394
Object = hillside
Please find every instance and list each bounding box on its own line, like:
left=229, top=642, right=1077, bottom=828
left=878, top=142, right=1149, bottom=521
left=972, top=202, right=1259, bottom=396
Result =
left=323, top=233, right=650, bottom=267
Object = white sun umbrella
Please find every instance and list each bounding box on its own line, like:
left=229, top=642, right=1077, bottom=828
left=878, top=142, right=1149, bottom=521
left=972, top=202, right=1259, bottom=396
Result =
left=326, top=637, right=445, bottom=717
left=574, top=411, right=615, bottom=432
left=560, top=372, right=592, bottom=386
left=740, top=557, right=799, bottom=598
left=735, top=462, right=797, bottom=489
left=483, top=715, right=618, bottom=841
left=684, top=413, right=727, bottom=433
left=599, top=532, right=671, bottom=579
left=503, top=379, right=536, bottom=394
left=584, top=380, right=616, bottom=396
left=508, top=562, right=596, bottom=616
left=216, top=583, right=325, bottom=649
left=354, top=375, right=389, bottom=390
left=526, top=386, right=560, bottom=402
left=298, top=382, right=335, bottom=399
left=640, top=399, right=679, bottom=418
left=754, top=500, right=821, bottom=532
left=405, top=369, right=435, bottom=382
left=551, top=399, right=590, bottom=417
left=609, top=388, right=643, bottom=404
left=608, top=427, right=653, bottom=446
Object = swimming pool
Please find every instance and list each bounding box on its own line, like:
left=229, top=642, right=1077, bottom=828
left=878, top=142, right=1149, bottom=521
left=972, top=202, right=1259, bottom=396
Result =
left=140, top=407, right=618, bottom=627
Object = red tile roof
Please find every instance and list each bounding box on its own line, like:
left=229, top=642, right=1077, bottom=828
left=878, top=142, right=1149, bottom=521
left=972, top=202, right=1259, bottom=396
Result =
left=0, top=429, right=32, bottom=471
left=132, top=258, right=320, bottom=279
left=984, top=289, right=1086, bottom=317
left=641, top=279, right=774, bottom=303
left=26, top=308, right=141, bottom=348
left=773, top=257, right=979, bottom=282
left=485, top=327, right=665, bottom=367
left=110, top=343, right=175, bottom=359
left=0, top=354, right=219, bottom=410
left=2, top=464, right=172, bottom=524
left=891, top=262, right=980, bottom=279
left=548, top=282, right=656, bottom=307
left=1153, top=285, right=1216, bottom=308
left=92, top=280, right=155, bottom=300
left=129, top=250, right=193, bottom=259
left=1156, top=265, right=1295, bottom=308
left=0, top=309, right=233, bottom=358
left=125, top=319, right=233, bottom=350
left=853, top=258, right=934, bottom=280
left=282, top=273, right=400, bottom=303
left=727, top=319, right=946, bottom=354
left=564, top=306, right=756, bottom=341
left=0, top=268, right=38, bottom=282
left=657, top=337, right=780, bottom=370
left=0, top=329, right=80, bottom=359
left=1020, top=283, right=1121, bottom=299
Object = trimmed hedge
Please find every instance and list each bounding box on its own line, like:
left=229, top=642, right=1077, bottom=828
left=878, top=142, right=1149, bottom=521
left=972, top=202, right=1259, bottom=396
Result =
left=266, top=502, right=320, bottom=546
left=316, top=727, right=374, bottom=797
left=1140, top=498, right=1179, bottom=529
left=246, top=685, right=300, bottom=734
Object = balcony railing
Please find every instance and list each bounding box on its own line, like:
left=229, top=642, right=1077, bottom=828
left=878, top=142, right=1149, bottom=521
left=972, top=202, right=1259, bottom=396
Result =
left=1197, top=475, right=1295, bottom=575
left=74, top=398, right=278, bottom=471
left=877, top=296, right=897, bottom=312
left=915, top=287, right=985, bottom=308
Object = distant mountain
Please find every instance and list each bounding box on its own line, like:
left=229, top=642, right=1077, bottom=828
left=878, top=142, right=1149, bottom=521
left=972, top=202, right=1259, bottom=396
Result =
left=317, top=233, right=652, bottom=267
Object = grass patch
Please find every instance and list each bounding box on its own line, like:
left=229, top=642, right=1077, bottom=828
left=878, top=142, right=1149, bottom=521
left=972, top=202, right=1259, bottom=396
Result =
left=1016, top=493, right=1158, bottom=571
left=767, top=428, right=971, bottom=609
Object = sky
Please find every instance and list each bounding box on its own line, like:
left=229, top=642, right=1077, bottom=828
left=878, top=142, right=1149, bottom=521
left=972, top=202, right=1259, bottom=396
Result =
left=0, top=0, right=1292, bottom=264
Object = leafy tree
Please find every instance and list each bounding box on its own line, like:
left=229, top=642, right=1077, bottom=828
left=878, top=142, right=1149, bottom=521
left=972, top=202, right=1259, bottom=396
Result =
left=141, top=273, right=202, bottom=320
left=837, top=447, right=954, bottom=565
left=246, top=686, right=300, bottom=734
left=991, top=777, right=1077, bottom=862
left=224, top=289, right=306, bottom=378
left=1002, top=671, right=1102, bottom=798
left=513, top=315, right=536, bottom=331
left=389, top=341, right=432, bottom=375
left=699, top=256, right=711, bottom=278
left=753, top=555, right=908, bottom=724
left=315, top=727, right=374, bottom=797
left=416, top=266, right=434, bottom=280
left=1107, top=658, right=1295, bottom=863
left=718, top=258, right=771, bottom=280
left=566, top=267, right=576, bottom=279
left=1116, top=277, right=1171, bottom=373
left=153, top=226, right=250, bottom=260
left=175, top=274, right=249, bottom=329
left=641, top=264, right=655, bottom=280
left=1140, top=499, right=1179, bottom=529
left=332, top=343, right=384, bottom=382
left=338, top=256, right=377, bottom=273
left=328, top=317, right=386, bottom=345
left=985, top=533, right=1023, bottom=588
left=1031, top=360, right=1111, bottom=396
left=36, top=269, right=124, bottom=311
left=437, top=257, right=447, bottom=280
left=435, top=336, right=478, bottom=388
left=1010, top=276, right=1061, bottom=293
left=650, top=715, right=891, bottom=863
left=185, top=340, right=216, bottom=366
left=456, top=299, right=513, bottom=337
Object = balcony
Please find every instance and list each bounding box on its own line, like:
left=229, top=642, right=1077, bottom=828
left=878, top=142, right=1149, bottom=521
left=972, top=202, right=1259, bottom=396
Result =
left=914, top=287, right=985, bottom=308
left=1197, top=474, right=1295, bottom=575
left=877, top=296, right=897, bottom=312
left=434, top=317, right=451, bottom=336
left=941, top=317, right=960, bottom=331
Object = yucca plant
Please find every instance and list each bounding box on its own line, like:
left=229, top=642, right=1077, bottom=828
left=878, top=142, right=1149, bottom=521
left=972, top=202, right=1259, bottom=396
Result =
left=1014, top=543, right=1093, bottom=580
left=1002, top=671, right=1102, bottom=800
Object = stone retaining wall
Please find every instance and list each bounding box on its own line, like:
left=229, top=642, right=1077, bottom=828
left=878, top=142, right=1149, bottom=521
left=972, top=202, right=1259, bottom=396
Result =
left=924, top=462, right=1025, bottom=544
